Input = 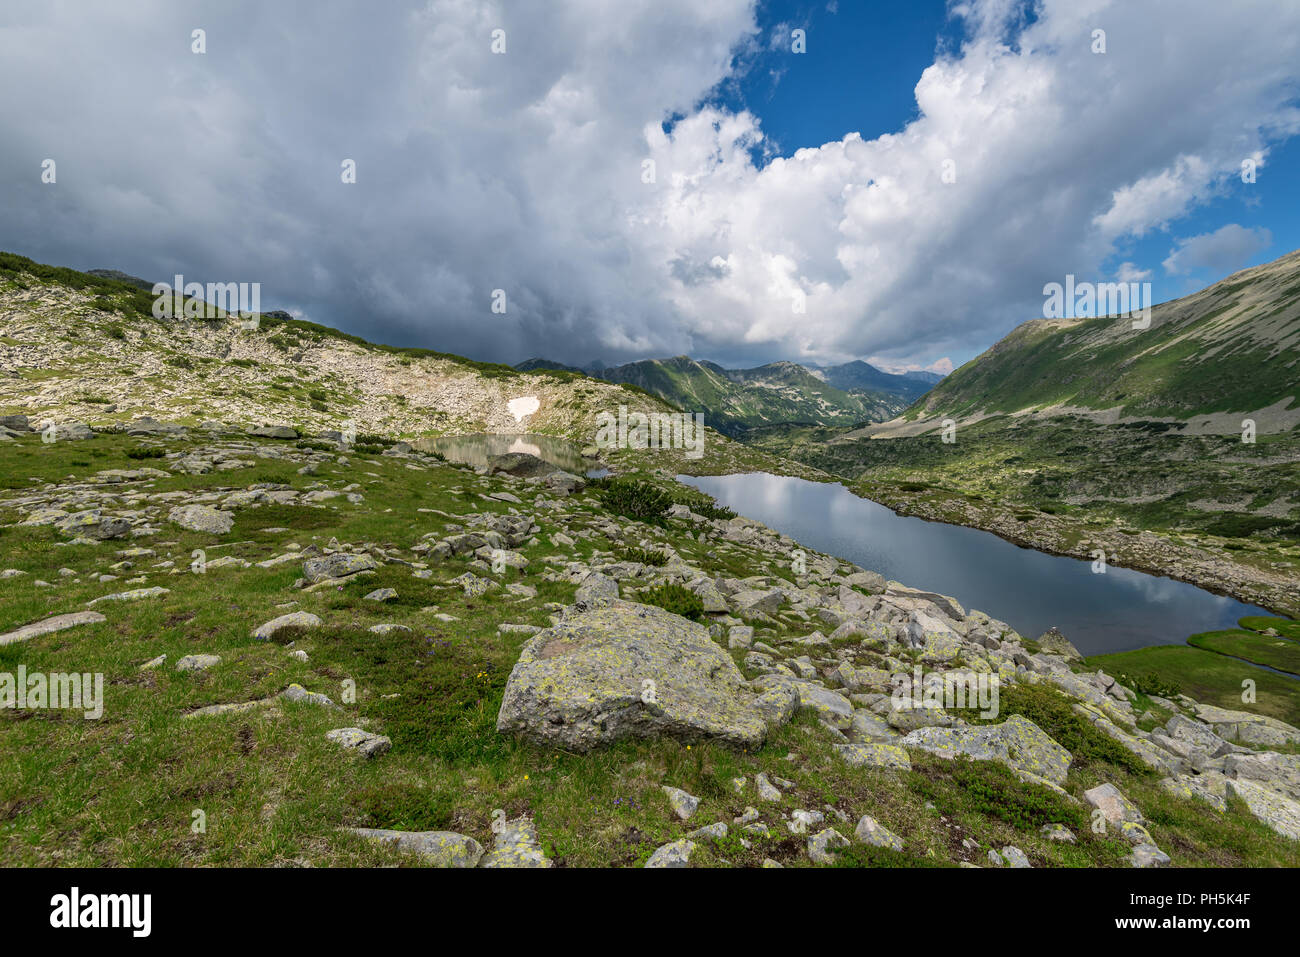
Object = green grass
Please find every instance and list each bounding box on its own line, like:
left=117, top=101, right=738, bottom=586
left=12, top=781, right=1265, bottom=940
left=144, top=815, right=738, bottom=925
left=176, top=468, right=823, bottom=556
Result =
left=1240, top=616, right=1300, bottom=641
left=1188, top=629, right=1300, bottom=676
left=2, top=429, right=1299, bottom=867
left=1088, top=645, right=1300, bottom=727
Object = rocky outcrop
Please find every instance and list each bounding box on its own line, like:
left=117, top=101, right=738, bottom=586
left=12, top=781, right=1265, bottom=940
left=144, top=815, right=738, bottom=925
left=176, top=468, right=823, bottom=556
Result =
left=902, top=715, right=1072, bottom=786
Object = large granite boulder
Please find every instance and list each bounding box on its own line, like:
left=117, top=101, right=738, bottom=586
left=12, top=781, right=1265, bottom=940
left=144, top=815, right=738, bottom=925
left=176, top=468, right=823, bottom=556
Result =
left=497, top=599, right=766, bottom=751
left=901, top=714, right=1072, bottom=786
left=1225, top=778, right=1300, bottom=841
left=302, top=552, right=378, bottom=583
left=1193, top=703, right=1300, bottom=748
left=488, top=452, right=560, bottom=478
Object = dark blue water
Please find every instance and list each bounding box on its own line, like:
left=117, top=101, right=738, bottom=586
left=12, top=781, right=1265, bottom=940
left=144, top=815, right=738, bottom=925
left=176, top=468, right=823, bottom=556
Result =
left=680, top=471, right=1278, bottom=657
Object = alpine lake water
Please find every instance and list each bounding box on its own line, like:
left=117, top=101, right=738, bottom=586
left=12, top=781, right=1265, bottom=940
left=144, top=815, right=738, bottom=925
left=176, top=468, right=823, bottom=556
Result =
left=680, top=471, right=1280, bottom=658
left=409, top=435, right=1280, bottom=657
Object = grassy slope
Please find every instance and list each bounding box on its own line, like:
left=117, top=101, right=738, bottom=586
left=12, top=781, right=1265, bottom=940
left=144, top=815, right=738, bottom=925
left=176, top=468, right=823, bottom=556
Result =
left=1087, top=645, right=1300, bottom=729
left=911, top=249, right=1300, bottom=421
left=3, top=431, right=1298, bottom=867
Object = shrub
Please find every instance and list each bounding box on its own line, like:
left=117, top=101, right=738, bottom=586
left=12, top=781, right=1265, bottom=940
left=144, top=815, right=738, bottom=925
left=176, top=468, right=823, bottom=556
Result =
left=614, top=544, right=668, bottom=567
left=640, top=582, right=706, bottom=621
left=690, top=501, right=736, bottom=521
left=913, top=757, right=1088, bottom=832
left=347, top=783, right=456, bottom=832
left=599, top=478, right=673, bottom=524
left=125, top=447, right=165, bottom=460
left=1117, top=671, right=1182, bottom=699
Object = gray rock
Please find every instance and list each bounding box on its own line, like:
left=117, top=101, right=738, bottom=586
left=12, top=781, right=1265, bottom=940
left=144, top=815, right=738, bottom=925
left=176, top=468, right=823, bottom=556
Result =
left=47, top=422, right=95, bottom=441
left=252, top=611, right=321, bottom=640
left=126, top=416, right=186, bottom=436
left=1225, top=778, right=1300, bottom=840
left=1041, top=823, right=1076, bottom=843
left=687, top=822, right=728, bottom=840
left=86, top=586, right=170, bottom=606
left=644, top=839, right=695, bottom=868
left=835, top=743, right=912, bottom=771
left=496, top=599, right=767, bottom=752
left=487, top=453, right=560, bottom=478
left=168, top=504, right=234, bottom=535
left=854, top=814, right=903, bottom=850
left=175, top=654, right=221, bottom=672
left=792, top=682, right=855, bottom=729
left=248, top=424, right=299, bottom=439
left=753, top=685, right=800, bottom=727
left=755, top=773, right=782, bottom=802
left=347, top=828, right=484, bottom=867
left=727, top=625, right=755, bottom=649
left=326, top=727, right=392, bottom=759
left=1129, top=843, right=1171, bottom=868
left=1001, top=846, right=1031, bottom=868
left=480, top=814, right=552, bottom=868
left=0, top=611, right=107, bottom=647
left=544, top=471, right=585, bottom=495
left=575, top=572, right=619, bottom=607
left=1035, top=627, right=1083, bottom=661
left=451, top=572, right=497, bottom=597
left=302, top=552, right=378, bottom=583
left=731, top=588, right=784, bottom=618
left=807, top=827, right=850, bottom=864
left=662, top=786, right=700, bottom=821
left=56, top=509, right=131, bottom=540
left=281, top=683, right=337, bottom=708
left=902, top=715, right=1072, bottom=785
left=1084, top=782, right=1144, bottom=825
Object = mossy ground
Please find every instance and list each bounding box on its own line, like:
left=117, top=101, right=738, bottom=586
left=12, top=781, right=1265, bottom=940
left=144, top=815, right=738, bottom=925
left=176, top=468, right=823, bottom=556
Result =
left=2, top=432, right=1298, bottom=866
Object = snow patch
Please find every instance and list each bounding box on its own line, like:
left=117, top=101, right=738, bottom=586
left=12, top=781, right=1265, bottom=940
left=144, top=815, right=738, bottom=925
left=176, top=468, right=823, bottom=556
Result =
left=508, top=396, right=540, bottom=423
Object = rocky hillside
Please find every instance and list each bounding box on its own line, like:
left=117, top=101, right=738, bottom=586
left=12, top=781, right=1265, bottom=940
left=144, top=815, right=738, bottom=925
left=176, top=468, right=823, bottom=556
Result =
left=909, top=247, right=1300, bottom=429
left=0, top=252, right=684, bottom=447
left=2, top=426, right=1299, bottom=867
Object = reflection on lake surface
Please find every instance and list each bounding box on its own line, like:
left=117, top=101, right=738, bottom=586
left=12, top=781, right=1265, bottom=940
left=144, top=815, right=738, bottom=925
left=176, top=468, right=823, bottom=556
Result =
left=680, top=471, right=1276, bottom=657
left=414, top=433, right=598, bottom=475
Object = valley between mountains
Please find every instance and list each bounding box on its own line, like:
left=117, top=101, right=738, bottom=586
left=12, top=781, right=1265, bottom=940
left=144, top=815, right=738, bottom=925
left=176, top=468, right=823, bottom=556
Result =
left=1, top=252, right=1298, bottom=868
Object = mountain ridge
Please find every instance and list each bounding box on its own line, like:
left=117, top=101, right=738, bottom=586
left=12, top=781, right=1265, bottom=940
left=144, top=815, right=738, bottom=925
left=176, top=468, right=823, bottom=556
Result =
left=898, top=248, right=1300, bottom=432
left=516, top=354, right=938, bottom=436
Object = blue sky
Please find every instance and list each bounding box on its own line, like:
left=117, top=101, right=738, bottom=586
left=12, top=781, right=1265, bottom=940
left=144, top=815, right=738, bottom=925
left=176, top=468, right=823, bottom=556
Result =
left=2, top=0, right=1298, bottom=373
left=688, top=0, right=1300, bottom=370
left=709, top=2, right=964, bottom=161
